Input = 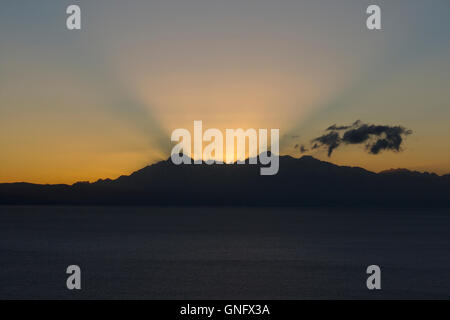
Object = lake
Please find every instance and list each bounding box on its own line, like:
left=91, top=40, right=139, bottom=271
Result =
left=1, top=206, right=450, bottom=299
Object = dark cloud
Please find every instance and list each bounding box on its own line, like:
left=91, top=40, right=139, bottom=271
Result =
left=294, top=143, right=308, bottom=153
left=311, top=131, right=341, bottom=157
left=326, top=120, right=361, bottom=131
left=311, top=121, right=412, bottom=156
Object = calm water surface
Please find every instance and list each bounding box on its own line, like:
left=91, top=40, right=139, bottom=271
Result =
left=1, top=206, right=450, bottom=299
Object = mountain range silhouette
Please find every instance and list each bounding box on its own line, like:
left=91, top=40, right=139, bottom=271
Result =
left=1, top=155, right=449, bottom=207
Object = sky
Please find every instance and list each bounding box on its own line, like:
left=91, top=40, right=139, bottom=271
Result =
left=1, top=0, right=450, bottom=184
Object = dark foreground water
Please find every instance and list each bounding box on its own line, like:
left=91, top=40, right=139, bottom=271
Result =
left=1, top=206, right=450, bottom=299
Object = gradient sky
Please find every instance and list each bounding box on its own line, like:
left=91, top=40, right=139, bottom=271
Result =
left=1, top=0, right=450, bottom=184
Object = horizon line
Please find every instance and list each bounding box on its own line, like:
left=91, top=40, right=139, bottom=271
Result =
left=1, top=154, right=448, bottom=186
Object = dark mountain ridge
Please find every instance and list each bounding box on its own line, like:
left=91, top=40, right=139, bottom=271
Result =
left=1, top=155, right=449, bottom=207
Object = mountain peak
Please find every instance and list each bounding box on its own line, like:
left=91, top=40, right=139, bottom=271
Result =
left=1, top=155, right=449, bottom=207
left=298, top=155, right=322, bottom=162
left=379, top=168, right=439, bottom=178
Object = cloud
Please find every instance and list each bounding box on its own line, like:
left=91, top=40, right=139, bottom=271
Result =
left=311, top=121, right=412, bottom=156
left=326, top=120, right=361, bottom=131
left=311, top=131, right=341, bottom=156
left=299, top=145, right=308, bottom=153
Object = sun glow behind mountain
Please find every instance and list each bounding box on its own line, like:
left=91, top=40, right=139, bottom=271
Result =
left=1, top=1, right=450, bottom=184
